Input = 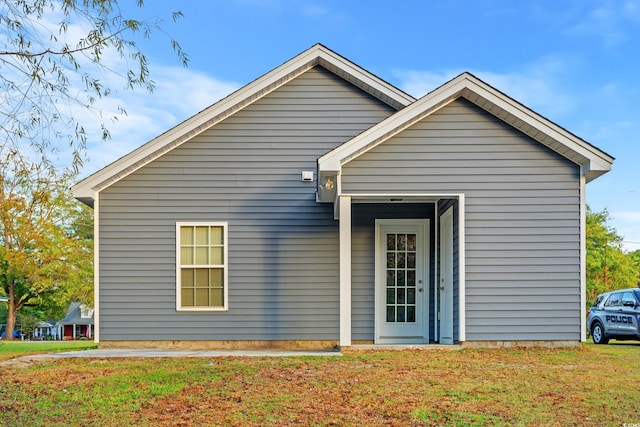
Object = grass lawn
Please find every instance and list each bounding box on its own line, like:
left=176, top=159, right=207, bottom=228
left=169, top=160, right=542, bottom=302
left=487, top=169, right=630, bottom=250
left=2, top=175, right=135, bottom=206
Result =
left=0, top=341, right=97, bottom=362
left=0, top=342, right=638, bottom=426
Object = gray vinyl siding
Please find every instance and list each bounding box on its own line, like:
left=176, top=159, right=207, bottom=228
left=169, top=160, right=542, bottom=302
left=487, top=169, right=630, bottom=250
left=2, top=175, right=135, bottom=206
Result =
left=98, top=66, right=396, bottom=341
left=342, top=98, right=581, bottom=341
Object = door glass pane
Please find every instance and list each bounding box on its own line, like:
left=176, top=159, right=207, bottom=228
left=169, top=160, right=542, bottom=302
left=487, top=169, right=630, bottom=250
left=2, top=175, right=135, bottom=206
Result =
left=384, top=232, right=418, bottom=324
left=406, top=234, right=416, bottom=251
left=407, top=270, right=415, bottom=287
left=387, top=234, right=396, bottom=250
left=387, top=289, right=395, bottom=304
left=397, top=234, right=406, bottom=251
left=387, top=253, right=396, bottom=268
left=386, top=306, right=395, bottom=322
left=407, top=306, right=415, bottom=322
left=386, top=270, right=395, bottom=287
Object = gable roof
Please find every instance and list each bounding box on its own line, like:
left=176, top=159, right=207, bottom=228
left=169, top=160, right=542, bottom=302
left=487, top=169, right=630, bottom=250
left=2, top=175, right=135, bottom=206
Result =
left=72, top=44, right=416, bottom=206
left=319, top=72, right=614, bottom=183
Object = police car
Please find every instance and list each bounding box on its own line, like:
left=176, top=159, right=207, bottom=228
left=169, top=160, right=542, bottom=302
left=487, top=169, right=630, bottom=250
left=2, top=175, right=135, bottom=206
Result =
left=587, top=288, right=640, bottom=344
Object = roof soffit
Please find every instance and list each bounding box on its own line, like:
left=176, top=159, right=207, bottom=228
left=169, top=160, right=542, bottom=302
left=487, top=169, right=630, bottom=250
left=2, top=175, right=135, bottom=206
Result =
left=72, top=44, right=415, bottom=201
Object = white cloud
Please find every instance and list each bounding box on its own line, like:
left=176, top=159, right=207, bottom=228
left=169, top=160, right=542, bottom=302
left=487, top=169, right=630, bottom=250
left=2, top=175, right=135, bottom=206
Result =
left=564, top=0, right=640, bottom=47
left=80, top=66, right=239, bottom=175
left=393, top=56, right=576, bottom=119
left=612, top=211, right=640, bottom=252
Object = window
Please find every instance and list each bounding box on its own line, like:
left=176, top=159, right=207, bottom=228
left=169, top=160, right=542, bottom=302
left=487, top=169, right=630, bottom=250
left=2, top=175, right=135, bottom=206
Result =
left=176, top=223, right=228, bottom=311
left=604, top=293, right=621, bottom=307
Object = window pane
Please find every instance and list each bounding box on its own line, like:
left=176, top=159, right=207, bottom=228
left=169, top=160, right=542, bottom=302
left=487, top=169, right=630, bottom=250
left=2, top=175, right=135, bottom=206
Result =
left=181, top=288, right=194, bottom=307
left=195, top=226, right=209, bottom=245
left=210, top=226, right=223, bottom=245
left=181, top=227, right=193, bottom=245
left=195, top=289, right=209, bottom=306
left=211, top=288, right=223, bottom=306
left=181, top=247, right=194, bottom=265
left=195, top=269, right=209, bottom=287
left=210, top=268, right=223, bottom=288
left=210, top=247, right=223, bottom=265
left=181, top=269, right=194, bottom=287
left=195, top=247, right=208, bottom=264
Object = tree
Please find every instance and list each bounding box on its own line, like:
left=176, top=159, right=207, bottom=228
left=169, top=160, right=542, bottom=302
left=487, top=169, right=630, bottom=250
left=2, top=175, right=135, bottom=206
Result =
left=0, top=0, right=187, bottom=172
left=0, top=1, right=186, bottom=338
left=0, top=156, right=93, bottom=340
left=585, top=206, right=640, bottom=303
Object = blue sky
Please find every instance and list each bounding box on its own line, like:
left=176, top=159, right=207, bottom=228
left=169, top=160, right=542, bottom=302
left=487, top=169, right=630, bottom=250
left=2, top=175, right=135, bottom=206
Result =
left=81, top=0, right=640, bottom=251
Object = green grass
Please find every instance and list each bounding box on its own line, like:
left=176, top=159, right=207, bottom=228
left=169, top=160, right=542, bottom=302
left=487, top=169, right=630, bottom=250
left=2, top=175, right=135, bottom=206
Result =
left=0, top=343, right=638, bottom=426
left=0, top=340, right=97, bottom=360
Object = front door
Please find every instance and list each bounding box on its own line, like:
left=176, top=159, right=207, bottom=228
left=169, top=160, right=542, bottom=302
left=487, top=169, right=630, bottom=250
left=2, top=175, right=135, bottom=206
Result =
left=375, top=220, right=429, bottom=344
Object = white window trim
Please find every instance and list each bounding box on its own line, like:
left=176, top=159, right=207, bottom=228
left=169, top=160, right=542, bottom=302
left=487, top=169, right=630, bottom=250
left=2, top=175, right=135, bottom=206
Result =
left=176, top=222, right=229, bottom=312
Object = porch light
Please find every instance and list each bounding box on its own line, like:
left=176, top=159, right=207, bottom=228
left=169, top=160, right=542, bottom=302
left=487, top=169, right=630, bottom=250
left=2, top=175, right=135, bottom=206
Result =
left=317, top=171, right=337, bottom=202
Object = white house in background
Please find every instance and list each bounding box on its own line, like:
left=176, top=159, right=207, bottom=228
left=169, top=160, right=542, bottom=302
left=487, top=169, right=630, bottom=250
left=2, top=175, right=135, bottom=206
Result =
left=72, top=44, right=613, bottom=349
left=57, top=302, right=94, bottom=340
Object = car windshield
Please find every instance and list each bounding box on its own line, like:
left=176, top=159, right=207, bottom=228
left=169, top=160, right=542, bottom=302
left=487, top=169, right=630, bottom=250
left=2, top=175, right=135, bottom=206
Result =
left=634, top=290, right=640, bottom=302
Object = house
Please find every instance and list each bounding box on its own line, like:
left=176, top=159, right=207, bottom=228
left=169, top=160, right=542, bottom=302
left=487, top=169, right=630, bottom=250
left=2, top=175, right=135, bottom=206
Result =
left=72, top=44, right=613, bottom=349
left=57, top=302, right=94, bottom=340
left=33, top=321, right=58, bottom=340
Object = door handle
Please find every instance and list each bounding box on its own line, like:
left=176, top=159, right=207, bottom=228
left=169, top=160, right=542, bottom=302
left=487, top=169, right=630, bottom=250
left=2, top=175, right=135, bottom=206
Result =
left=418, top=288, right=423, bottom=292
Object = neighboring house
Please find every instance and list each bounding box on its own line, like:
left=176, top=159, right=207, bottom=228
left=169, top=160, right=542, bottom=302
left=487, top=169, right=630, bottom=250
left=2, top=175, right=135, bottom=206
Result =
left=33, top=321, right=58, bottom=340
left=57, top=302, right=94, bottom=340
left=72, top=44, right=613, bottom=349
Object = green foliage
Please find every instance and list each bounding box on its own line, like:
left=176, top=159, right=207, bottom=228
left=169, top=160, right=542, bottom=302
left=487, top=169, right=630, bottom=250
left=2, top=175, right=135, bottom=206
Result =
left=0, top=0, right=184, bottom=338
left=586, top=206, right=640, bottom=303
left=0, top=159, right=93, bottom=339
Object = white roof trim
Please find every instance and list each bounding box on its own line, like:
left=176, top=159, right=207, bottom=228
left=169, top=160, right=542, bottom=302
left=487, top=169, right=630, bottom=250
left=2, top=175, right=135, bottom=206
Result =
left=319, top=72, right=614, bottom=183
left=72, top=44, right=415, bottom=203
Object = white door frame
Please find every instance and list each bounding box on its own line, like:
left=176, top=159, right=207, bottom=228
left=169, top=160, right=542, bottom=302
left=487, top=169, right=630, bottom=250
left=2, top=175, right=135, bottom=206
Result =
left=439, top=207, right=454, bottom=344
left=374, top=219, right=429, bottom=344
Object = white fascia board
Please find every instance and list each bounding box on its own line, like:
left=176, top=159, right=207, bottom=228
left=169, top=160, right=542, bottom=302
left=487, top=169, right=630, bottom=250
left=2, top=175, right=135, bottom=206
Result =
left=72, top=45, right=415, bottom=202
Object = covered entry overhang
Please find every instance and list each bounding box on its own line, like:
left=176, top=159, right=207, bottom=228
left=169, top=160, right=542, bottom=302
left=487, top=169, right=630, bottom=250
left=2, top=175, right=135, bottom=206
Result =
left=334, top=193, right=465, bottom=347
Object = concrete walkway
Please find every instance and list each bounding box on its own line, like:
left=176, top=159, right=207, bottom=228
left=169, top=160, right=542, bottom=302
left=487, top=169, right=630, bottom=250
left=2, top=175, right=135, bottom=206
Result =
left=4, top=348, right=342, bottom=364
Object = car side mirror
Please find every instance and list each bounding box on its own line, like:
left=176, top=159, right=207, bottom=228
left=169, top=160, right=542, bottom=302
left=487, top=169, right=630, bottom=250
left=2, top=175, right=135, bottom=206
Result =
left=622, top=300, right=637, bottom=307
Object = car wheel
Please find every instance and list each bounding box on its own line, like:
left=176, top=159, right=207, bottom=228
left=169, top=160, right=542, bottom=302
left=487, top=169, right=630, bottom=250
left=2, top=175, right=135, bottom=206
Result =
left=591, top=322, right=609, bottom=344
